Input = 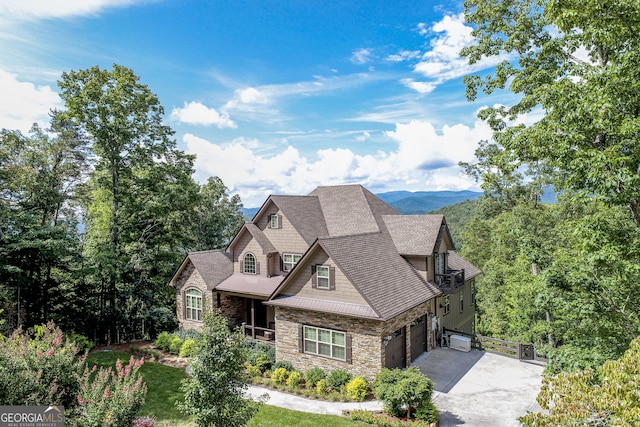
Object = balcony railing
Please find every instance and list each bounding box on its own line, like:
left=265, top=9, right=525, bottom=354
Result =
left=242, top=323, right=276, bottom=342
left=435, top=269, right=465, bottom=294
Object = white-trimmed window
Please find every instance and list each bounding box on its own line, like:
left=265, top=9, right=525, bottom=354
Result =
left=243, top=253, right=256, bottom=274
left=283, top=253, right=302, bottom=272
left=303, top=326, right=346, bottom=360
left=270, top=214, right=279, bottom=229
left=443, top=295, right=450, bottom=315
left=316, top=265, right=330, bottom=289
left=185, top=289, right=202, bottom=321
left=459, top=290, right=464, bottom=313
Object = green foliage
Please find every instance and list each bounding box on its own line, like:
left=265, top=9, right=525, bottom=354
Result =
left=272, top=360, right=293, bottom=371
left=179, top=338, right=197, bottom=358
left=372, top=368, right=434, bottom=419
left=348, top=409, right=435, bottom=426
left=521, top=336, right=640, bottom=426
left=271, top=368, right=289, bottom=384
left=285, top=371, right=302, bottom=388
left=74, top=355, right=147, bottom=426
left=305, top=367, right=326, bottom=388
left=177, top=310, right=259, bottom=427
left=246, top=364, right=261, bottom=378
left=414, top=402, right=438, bottom=423
left=169, top=336, right=183, bottom=355
left=430, top=199, right=479, bottom=249
left=346, top=376, right=368, bottom=401
left=64, top=331, right=94, bottom=352
left=327, top=369, right=352, bottom=389
left=316, top=379, right=328, bottom=395
left=154, top=331, right=174, bottom=352
left=145, top=307, right=178, bottom=339
left=255, top=353, right=272, bottom=373
left=245, top=340, right=276, bottom=366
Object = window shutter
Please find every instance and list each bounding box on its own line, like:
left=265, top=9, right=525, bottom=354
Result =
left=311, top=265, right=317, bottom=288
left=329, top=267, right=336, bottom=290
left=278, top=214, right=283, bottom=229
left=346, top=332, right=352, bottom=364
left=256, top=261, right=260, bottom=275
left=182, top=290, right=186, bottom=320
left=240, top=260, right=244, bottom=273
left=267, top=214, right=272, bottom=229
left=298, top=324, right=304, bottom=353
left=280, top=255, right=284, bottom=272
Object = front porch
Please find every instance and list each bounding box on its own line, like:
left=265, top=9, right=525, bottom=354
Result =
left=242, top=297, right=275, bottom=342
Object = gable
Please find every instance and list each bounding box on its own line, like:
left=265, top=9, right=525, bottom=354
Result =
left=169, top=249, right=233, bottom=291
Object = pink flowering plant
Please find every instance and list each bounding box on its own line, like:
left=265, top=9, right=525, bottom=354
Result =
left=73, top=355, right=147, bottom=426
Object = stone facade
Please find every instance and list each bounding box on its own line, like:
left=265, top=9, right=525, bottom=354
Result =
left=175, top=263, right=209, bottom=331
left=275, top=298, right=436, bottom=379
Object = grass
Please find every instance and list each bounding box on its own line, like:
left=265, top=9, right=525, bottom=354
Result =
left=86, top=351, right=363, bottom=427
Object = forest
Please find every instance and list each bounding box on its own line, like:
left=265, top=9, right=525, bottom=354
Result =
left=0, top=65, right=245, bottom=343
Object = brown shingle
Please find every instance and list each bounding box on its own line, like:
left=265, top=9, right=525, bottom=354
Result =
left=245, top=223, right=277, bottom=254
left=270, top=195, right=329, bottom=244
left=383, top=215, right=444, bottom=256
left=216, top=273, right=283, bottom=297
left=264, top=295, right=379, bottom=319
left=447, top=251, right=482, bottom=279
left=187, top=250, right=233, bottom=290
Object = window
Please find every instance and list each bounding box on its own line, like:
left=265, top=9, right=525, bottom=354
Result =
left=316, top=265, right=330, bottom=289
left=270, top=214, right=279, bottom=229
left=185, top=289, right=202, bottom=321
left=443, top=295, right=450, bottom=315
left=243, top=253, right=256, bottom=274
left=283, top=253, right=302, bottom=272
left=303, top=326, right=346, bottom=360
left=435, top=252, right=446, bottom=275
left=459, top=290, right=464, bottom=313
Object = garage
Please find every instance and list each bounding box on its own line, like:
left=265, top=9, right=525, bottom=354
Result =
left=410, top=316, right=427, bottom=361
left=384, top=327, right=406, bottom=369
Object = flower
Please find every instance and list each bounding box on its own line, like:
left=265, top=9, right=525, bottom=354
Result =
left=47, top=349, right=54, bottom=357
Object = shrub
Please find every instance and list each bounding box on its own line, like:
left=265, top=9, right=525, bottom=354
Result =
left=145, top=306, right=178, bottom=339
left=255, top=353, right=272, bottom=373
left=372, top=367, right=434, bottom=418
left=155, top=331, right=174, bottom=352
left=286, top=371, right=303, bottom=388
left=272, top=360, right=293, bottom=371
left=176, top=328, right=200, bottom=341
left=346, top=376, right=368, bottom=401
left=415, top=401, right=439, bottom=423
left=133, top=417, right=156, bottom=427
left=64, top=331, right=94, bottom=352
left=246, top=364, right=261, bottom=378
left=169, top=336, right=184, bottom=355
left=245, top=340, right=276, bottom=365
left=316, top=379, right=328, bottom=394
left=305, top=367, right=326, bottom=388
left=179, top=338, right=197, bottom=357
left=271, top=367, right=289, bottom=384
left=327, top=368, right=352, bottom=389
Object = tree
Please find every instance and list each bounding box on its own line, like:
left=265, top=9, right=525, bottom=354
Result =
left=520, top=335, right=640, bottom=426
left=462, top=0, right=640, bottom=226
left=178, top=310, right=260, bottom=427
left=192, top=177, right=244, bottom=251
left=57, top=64, right=200, bottom=341
left=371, top=367, right=435, bottom=419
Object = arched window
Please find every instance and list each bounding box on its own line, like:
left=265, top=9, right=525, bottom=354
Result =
left=185, top=289, right=202, bottom=321
left=243, top=253, right=256, bottom=274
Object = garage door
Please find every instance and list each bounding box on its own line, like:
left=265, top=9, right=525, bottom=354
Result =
left=384, top=327, right=406, bottom=369
left=410, top=316, right=426, bottom=361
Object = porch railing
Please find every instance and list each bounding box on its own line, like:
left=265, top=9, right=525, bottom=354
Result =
left=242, top=323, right=275, bottom=342
left=435, top=269, right=465, bottom=294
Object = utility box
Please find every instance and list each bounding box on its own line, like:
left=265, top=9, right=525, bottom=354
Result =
left=449, top=334, right=471, bottom=352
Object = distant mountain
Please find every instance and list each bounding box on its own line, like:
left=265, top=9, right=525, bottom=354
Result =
left=377, top=190, right=483, bottom=214
left=241, top=190, right=484, bottom=218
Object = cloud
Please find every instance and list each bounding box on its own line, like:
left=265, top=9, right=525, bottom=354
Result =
left=0, top=69, right=61, bottom=132
left=402, top=14, right=506, bottom=94
left=351, top=48, right=372, bottom=65
left=386, top=50, right=420, bottom=63
left=355, top=131, right=371, bottom=142
left=184, top=118, right=490, bottom=206
left=0, top=0, right=142, bottom=21
left=170, top=101, right=237, bottom=128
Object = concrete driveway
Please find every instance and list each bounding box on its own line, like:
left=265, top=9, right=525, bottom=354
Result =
left=411, top=348, right=544, bottom=427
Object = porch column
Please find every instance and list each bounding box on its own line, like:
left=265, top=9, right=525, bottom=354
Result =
left=250, top=299, right=256, bottom=339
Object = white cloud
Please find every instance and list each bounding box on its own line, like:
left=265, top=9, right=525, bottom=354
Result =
left=386, top=50, right=421, bottom=63
left=355, top=131, right=371, bottom=142
left=170, top=101, right=237, bottom=128
left=184, top=118, right=490, bottom=206
left=399, top=79, right=436, bottom=95
left=0, top=0, right=142, bottom=20
left=416, top=22, right=428, bottom=36
left=0, top=69, right=61, bottom=132
left=351, top=48, right=372, bottom=65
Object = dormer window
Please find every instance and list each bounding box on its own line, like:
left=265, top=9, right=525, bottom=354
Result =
left=243, top=253, right=256, bottom=274
left=268, top=214, right=281, bottom=229
left=283, top=253, right=302, bottom=272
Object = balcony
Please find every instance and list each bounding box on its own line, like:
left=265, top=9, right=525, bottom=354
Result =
left=243, top=322, right=276, bottom=343
left=435, top=269, right=465, bottom=294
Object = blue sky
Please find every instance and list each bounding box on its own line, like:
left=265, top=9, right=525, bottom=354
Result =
left=0, top=0, right=511, bottom=206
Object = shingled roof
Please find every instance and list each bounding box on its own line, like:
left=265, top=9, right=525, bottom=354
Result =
left=244, top=223, right=277, bottom=254
left=269, top=195, right=329, bottom=244
left=448, top=251, right=482, bottom=279
left=383, top=215, right=445, bottom=256
left=169, top=250, right=233, bottom=291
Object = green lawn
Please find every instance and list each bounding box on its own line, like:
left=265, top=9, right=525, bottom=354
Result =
left=86, top=351, right=362, bottom=427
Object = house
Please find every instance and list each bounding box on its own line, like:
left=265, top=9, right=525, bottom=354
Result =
left=169, top=184, right=481, bottom=379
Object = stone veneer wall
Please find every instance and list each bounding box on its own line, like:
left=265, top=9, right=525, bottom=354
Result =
left=175, top=263, right=209, bottom=331
left=275, top=298, right=436, bottom=378
left=216, top=293, right=245, bottom=328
